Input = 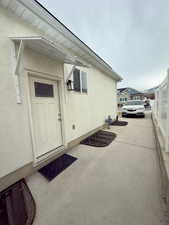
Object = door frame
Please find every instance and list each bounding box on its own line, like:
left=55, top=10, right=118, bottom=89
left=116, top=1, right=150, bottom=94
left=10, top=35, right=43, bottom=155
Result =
left=26, top=69, right=66, bottom=165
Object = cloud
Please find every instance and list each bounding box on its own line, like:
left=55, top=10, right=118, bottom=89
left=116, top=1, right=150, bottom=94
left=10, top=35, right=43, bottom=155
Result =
left=38, top=0, right=169, bottom=89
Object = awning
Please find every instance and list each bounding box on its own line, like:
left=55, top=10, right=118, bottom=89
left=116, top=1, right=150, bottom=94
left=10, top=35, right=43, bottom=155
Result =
left=10, top=36, right=89, bottom=104
left=10, top=36, right=88, bottom=67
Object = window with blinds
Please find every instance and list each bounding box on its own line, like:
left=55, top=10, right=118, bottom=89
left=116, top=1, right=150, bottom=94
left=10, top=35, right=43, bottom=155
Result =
left=73, top=69, right=88, bottom=93
left=73, top=69, right=81, bottom=92
left=81, top=71, right=87, bottom=93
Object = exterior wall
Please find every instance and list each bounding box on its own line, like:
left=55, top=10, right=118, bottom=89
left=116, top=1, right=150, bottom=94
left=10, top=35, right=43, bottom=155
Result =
left=0, top=6, right=118, bottom=181
left=0, top=7, right=64, bottom=178
left=64, top=65, right=117, bottom=143
left=23, top=48, right=63, bottom=77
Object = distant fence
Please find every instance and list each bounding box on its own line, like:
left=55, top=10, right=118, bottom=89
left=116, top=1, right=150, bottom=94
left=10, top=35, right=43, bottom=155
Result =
left=153, top=72, right=169, bottom=152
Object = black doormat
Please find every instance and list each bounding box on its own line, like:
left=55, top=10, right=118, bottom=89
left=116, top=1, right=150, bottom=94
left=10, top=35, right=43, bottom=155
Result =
left=80, top=130, right=116, bottom=147
left=0, top=179, right=36, bottom=225
left=38, top=154, right=77, bottom=181
left=111, top=120, right=128, bottom=126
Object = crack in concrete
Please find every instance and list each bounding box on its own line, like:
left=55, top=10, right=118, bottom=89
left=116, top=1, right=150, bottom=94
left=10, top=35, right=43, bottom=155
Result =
left=115, top=139, right=155, bottom=151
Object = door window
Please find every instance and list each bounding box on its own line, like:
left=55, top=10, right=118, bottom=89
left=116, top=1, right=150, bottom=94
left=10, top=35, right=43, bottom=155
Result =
left=34, top=82, right=54, bottom=97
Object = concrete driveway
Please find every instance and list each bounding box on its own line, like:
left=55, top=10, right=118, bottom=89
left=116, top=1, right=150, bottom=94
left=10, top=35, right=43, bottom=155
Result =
left=27, top=111, right=169, bottom=225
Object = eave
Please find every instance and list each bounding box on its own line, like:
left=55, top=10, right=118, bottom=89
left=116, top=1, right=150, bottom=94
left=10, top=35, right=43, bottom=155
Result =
left=0, top=0, right=122, bottom=81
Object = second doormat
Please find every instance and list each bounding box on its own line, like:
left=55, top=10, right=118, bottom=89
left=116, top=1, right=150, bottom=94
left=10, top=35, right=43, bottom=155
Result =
left=111, top=120, right=128, bottom=126
left=80, top=130, right=116, bottom=147
left=39, top=154, right=77, bottom=181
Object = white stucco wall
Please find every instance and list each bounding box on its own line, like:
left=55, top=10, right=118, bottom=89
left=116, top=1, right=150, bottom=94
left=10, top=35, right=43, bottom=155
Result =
left=0, top=7, right=64, bottom=178
left=64, top=65, right=117, bottom=143
left=0, top=6, right=118, bottom=179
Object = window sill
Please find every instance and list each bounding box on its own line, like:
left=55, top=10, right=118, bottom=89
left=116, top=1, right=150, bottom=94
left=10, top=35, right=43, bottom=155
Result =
left=68, top=91, right=88, bottom=95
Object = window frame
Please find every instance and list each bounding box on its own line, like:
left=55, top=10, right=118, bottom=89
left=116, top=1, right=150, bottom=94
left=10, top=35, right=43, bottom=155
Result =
left=34, top=81, right=54, bottom=98
left=73, top=69, right=88, bottom=94
left=81, top=71, right=87, bottom=93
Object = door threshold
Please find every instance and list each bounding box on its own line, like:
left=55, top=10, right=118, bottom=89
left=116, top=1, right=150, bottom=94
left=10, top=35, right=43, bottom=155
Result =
left=34, top=145, right=65, bottom=167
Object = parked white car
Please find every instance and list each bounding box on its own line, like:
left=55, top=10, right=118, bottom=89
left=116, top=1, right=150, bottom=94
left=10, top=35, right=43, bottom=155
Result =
left=122, top=100, right=145, bottom=117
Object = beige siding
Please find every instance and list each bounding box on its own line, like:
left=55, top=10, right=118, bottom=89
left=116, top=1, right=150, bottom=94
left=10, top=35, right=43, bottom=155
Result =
left=0, top=7, right=64, bottom=178
left=23, top=48, right=63, bottom=77
left=0, top=6, right=118, bottom=180
left=64, top=65, right=117, bottom=143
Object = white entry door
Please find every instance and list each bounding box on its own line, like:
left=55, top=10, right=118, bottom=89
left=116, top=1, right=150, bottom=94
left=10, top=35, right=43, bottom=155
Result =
left=29, top=76, right=63, bottom=158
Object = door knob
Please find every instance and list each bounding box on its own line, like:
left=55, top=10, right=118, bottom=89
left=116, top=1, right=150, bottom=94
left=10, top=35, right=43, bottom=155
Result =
left=58, top=113, right=62, bottom=121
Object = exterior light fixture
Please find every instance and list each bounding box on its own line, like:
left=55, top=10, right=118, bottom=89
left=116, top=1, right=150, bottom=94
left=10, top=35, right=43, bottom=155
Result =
left=66, top=80, right=73, bottom=91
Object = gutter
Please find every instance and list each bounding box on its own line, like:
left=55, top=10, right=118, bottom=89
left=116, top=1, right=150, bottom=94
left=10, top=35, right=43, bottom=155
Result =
left=15, top=0, right=122, bottom=81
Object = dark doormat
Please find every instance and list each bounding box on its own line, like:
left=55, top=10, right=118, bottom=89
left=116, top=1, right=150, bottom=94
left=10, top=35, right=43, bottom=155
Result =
left=80, top=130, right=116, bottom=147
left=0, top=179, right=36, bottom=225
left=111, top=121, right=128, bottom=126
left=38, top=154, right=77, bottom=181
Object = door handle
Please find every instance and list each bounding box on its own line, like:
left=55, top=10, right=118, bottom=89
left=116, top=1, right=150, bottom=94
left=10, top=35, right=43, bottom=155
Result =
left=58, top=113, right=62, bottom=121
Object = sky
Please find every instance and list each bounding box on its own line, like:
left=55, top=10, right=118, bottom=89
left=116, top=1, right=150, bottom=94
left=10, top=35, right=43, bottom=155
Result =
left=38, top=0, right=169, bottom=91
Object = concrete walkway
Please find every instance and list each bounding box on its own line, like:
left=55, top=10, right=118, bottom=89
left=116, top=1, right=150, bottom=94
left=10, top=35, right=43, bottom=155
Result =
left=27, top=111, right=169, bottom=225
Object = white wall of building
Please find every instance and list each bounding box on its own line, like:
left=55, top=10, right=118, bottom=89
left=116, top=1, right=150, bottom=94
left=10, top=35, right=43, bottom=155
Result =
left=64, top=65, right=117, bottom=143
left=0, top=6, right=118, bottom=179
left=0, top=7, right=64, bottom=178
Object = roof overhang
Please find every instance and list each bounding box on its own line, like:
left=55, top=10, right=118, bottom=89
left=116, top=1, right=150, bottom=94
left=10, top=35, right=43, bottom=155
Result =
left=10, top=36, right=89, bottom=67
left=1, top=0, right=123, bottom=81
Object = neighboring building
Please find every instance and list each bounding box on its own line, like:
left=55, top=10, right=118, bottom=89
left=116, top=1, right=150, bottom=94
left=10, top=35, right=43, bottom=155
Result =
left=117, top=87, right=144, bottom=106
left=130, top=93, right=145, bottom=100
left=0, top=0, right=122, bottom=190
left=144, top=86, right=158, bottom=99
left=117, top=88, right=130, bottom=105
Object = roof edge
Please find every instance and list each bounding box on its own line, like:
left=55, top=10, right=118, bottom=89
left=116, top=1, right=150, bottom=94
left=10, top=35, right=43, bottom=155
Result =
left=6, top=0, right=123, bottom=81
